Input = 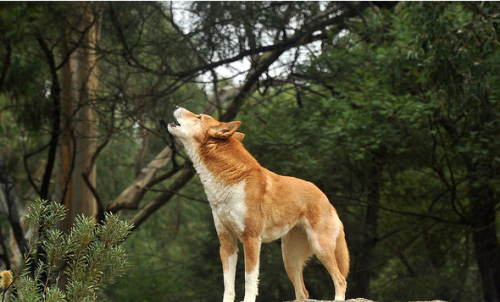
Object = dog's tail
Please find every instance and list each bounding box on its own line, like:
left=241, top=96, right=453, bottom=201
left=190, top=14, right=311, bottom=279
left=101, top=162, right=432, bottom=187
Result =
left=335, top=227, right=350, bottom=278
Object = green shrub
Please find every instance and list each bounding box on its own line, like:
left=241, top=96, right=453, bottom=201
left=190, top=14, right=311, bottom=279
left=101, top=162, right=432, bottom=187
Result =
left=1, top=199, right=133, bottom=302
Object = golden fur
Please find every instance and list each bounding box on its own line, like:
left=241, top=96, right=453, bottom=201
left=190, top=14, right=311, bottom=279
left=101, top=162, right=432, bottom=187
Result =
left=168, top=107, right=349, bottom=302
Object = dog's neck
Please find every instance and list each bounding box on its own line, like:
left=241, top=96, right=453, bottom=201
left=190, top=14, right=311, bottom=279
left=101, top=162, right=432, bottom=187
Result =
left=181, top=138, right=256, bottom=208
left=183, top=138, right=258, bottom=187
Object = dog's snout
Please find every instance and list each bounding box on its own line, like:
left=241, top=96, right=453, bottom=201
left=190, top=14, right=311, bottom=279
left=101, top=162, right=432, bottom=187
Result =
left=174, top=106, right=187, bottom=114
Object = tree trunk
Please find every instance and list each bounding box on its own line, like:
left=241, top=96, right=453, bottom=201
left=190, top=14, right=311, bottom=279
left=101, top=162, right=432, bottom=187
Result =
left=465, top=154, right=500, bottom=302
left=468, top=172, right=500, bottom=302
left=57, top=3, right=100, bottom=231
left=56, top=26, right=74, bottom=216
left=472, top=212, right=500, bottom=302
left=349, top=147, right=386, bottom=298
left=0, top=154, right=28, bottom=266
left=437, top=112, right=500, bottom=302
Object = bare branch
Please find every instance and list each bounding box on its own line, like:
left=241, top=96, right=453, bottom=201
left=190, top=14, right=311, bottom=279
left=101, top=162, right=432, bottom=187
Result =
left=338, top=195, right=466, bottom=225
left=106, top=2, right=372, bottom=231
left=129, top=163, right=196, bottom=229
left=0, top=42, right=11, bottom=93
left=112, top=2, right=365, bottom=80
left=36, top=36, right=62, bottom=201
left=107, top=81, right=249, bottom=213
left=107, top=145, right=175, bottom=212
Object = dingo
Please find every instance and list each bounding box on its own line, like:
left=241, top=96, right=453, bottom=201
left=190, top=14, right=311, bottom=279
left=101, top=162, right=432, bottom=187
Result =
left=168, top=107, right=349, bottom=302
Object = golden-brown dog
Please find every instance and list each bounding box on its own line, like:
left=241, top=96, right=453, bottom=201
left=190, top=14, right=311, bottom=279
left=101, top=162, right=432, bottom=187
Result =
left=168, top=107, right=349, bottom=302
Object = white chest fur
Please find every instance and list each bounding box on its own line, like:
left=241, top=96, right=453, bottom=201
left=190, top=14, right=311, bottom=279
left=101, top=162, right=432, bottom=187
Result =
left=186, top=145, right=247, bottom=235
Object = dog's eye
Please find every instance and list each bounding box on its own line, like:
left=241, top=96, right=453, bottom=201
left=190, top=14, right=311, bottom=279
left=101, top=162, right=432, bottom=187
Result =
left=197, top=115, right=202, bottom=119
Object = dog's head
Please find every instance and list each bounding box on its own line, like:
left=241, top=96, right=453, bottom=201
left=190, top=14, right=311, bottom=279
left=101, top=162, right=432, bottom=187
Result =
left=168, top=107, right=244, bottom=145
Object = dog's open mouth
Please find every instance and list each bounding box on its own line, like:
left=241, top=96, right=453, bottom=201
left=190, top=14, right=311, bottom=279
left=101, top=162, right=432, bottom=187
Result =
left=169, top=121, right=181, bottom=128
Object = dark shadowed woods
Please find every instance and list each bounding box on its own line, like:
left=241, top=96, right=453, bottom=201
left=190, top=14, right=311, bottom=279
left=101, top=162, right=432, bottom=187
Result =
left=1, top=2, right=499, bottom=302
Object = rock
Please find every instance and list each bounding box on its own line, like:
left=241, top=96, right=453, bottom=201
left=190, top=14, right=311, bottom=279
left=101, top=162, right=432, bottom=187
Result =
left=284, top=299, right=447, bottom=302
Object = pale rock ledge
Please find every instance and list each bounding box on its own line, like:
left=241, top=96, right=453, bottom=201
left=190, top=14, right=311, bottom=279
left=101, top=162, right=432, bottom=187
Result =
left=284, top=299, right=447, bottom=302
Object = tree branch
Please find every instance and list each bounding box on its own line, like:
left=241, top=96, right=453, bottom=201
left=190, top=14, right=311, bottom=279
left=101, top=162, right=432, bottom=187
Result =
left=112, top=2, right=366, bottom=80
left=107, top=2, right=372, bottom=231
left=338, top=195, right=466, bottom=225
left=0, top=42, right=11, bottom=93
left=107, top=82, right=249, bottom=213
left=129, top=162, right=196, bottom=229
left=36, top=37, right=62, bottom=201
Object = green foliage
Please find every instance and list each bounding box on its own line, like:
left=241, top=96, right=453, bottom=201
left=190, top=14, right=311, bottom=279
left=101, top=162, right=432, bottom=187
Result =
left=106, top=3, right=500, bottom=300
left=105, top=180, right=213, bottom=302
left=234, top=2, right=500, bottom=301
left=1, top=199, right=132, bottom=302
left=2, top=2, right=500, bottom=302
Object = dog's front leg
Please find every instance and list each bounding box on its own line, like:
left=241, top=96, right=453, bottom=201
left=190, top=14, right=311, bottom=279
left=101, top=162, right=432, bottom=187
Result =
left=243, top=236, right=261, bottom=302
left=219, top=231, right=239, bottom=302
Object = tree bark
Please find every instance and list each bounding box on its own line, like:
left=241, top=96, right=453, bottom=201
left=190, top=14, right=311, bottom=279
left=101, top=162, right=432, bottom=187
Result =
left=57, top=3, right=100, bottom=231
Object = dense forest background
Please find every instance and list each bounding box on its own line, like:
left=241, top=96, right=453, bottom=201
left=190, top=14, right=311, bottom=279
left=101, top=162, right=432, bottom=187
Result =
left=1, top=1, right=500, bottom=301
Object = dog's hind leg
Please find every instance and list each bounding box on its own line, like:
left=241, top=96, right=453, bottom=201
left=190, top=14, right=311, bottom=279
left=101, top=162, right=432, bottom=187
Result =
left=306, top=225, right=347, bottom=301
left=282, top=226, right=314, bottom=301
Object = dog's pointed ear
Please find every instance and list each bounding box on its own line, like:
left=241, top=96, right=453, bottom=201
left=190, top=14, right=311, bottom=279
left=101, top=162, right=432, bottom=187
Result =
left=211, top=121, right=241, bottom=140
left=233, top=132, right=245, bottom=142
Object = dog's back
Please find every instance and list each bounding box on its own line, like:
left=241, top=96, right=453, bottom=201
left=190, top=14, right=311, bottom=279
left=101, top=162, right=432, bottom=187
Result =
left=168, top=107, right=349, bottom=302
